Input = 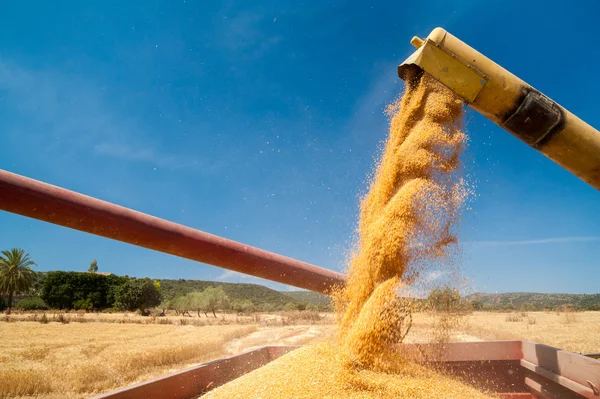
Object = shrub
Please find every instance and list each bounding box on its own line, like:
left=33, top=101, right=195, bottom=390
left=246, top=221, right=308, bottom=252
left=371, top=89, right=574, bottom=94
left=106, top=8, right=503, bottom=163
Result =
left=232, top=299, right=255, bottom=313
left=75, top=313, right=88, bottom=323
left=520, top=303, right=535, bottom=312
left=283, top=302, right=298, bottom=311
left=281, top=310, right=322, bottom=324
left=40, top=271, right=127, bottom=310
left=559, top=304, right=580, bottom=312
left=39, top=313, right=49, bottom=324
left=505, top=314, right=523, bottom=322
left=306, top=303, right=320, bottom=312
left=0, top=296, right=6, bottom=312
left=428, top=286, right=461, bottom=312
left=259, top=303, right=276, bottom=312
left=113, top=278, right=162, bottom=312
left=14, top=297, right=49, bottom=311
left=73, top=298, right=93, bottom=311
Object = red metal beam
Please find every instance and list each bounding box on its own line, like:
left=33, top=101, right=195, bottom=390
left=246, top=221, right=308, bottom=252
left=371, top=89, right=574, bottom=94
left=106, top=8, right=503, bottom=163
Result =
left=0, top=169, right=346, bottom=294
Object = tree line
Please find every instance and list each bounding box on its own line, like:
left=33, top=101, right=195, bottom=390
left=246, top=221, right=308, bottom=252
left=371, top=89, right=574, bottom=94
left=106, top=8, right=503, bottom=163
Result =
left=155, top=287, right=317, bottom=317
left=428, top=286, right=600, bottom=312
left=0, top=248, right=314, bottom=315
left=161, top=287, right=231, bottom=317
left=0, top=248, right=163, bottom=314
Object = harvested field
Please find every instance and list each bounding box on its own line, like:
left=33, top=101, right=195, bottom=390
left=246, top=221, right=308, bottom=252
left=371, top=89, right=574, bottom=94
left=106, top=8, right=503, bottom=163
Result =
left=1, top=311, right=598, bottom=398
left=0, top=322, right=257, bottom=399
left=225, top=325, right=335, bottom=354
left=400, top=311, right=600, bottom=352
left=2, top=310, right=333, bottom=327
left=460, top=311, right=600, bottom=353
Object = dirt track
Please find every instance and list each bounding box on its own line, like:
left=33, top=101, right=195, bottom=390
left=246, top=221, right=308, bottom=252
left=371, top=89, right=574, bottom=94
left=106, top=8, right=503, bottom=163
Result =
left=224, top=322, right=484, bottom=356
left=225, top=325, right=336, bottom=354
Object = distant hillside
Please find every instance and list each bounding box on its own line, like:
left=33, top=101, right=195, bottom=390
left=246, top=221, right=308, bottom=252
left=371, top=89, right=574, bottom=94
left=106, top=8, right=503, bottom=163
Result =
left=466, top=292, right=600, bottom=310
left=157, top=279, right=299, bottom=307
left=30, top=271, right=600, bottom=311
left=283, top=291, right=331, bottom=306
left=31, top=272, right=321, bottom=309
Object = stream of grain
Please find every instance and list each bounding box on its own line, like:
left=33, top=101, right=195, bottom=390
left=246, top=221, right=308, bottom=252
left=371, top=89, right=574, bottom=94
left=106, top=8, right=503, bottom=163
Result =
left=205, top=72, right=494, bottom=398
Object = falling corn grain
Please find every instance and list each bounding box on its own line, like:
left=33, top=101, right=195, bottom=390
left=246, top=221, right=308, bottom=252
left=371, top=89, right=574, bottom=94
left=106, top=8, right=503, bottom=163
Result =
left=204, top=73, right=494, bottom=398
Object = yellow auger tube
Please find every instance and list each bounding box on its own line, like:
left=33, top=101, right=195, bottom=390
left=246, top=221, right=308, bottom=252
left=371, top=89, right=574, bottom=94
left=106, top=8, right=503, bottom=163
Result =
left=398, top=27, right=600, bottom=190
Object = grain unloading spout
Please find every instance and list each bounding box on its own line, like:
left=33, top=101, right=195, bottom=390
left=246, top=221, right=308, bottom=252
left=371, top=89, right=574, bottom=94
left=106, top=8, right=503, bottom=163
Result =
left=0, top=170, right=346, bottom=294
left=398, top=27, right=600, bottom=190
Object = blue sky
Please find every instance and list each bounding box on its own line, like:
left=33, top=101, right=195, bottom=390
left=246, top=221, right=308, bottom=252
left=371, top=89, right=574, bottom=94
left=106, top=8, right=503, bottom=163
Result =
left=1, top=1, right=598, bottom=294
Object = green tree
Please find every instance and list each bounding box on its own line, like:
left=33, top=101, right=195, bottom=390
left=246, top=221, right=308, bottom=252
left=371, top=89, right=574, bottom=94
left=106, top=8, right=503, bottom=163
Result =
left=202, top=286, right=229, bottom=317
left=427, top=286, right=461, bottom=312
left=186, top=292, right=208, bottom=317
left=520, top=302, right=535, bottom=312
left=0, top=249, right=37, bottom=314
left=41, top=271, right=126, bottom=310
left=169, top=295, right=192, bottom=316
left=14, top=297, right=48, bottom=311
left=113, top=278, right=162, bottom=313
left=232, top=299, right=255, bottom=313
left=158, top=299, right=171, bottom=314
left=88, top=259, right=98, bottom=273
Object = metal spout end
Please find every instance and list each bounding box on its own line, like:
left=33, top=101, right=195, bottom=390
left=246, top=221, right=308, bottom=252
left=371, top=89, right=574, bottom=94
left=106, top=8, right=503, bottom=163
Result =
left=410, top=36, right=424, bottom=48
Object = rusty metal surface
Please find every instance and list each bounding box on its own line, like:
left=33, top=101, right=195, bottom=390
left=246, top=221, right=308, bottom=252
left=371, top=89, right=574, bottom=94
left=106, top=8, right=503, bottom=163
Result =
left=525, top=376, right=584, bottom=399
left=95, top=341, right=600, bottom=399
left=440, top=360, right=527, bottom=394
left=91, top=346, right=297, bottom=399
left=521, top=340, right=600, bottom=399
left=0, top=169, right=346, bottom=294
left=267, top=345, right=300, bottom=359
left=521, top=359, right=594, bottom=398
left=399, top=340, right=523, bottom=362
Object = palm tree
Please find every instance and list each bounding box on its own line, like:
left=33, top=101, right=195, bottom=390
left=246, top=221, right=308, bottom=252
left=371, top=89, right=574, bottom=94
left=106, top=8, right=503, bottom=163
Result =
left=0, top=249, right=37, bottom=314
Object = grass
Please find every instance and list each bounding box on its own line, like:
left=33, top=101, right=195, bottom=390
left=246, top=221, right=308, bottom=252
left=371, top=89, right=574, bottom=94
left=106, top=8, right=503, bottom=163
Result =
left=280, top=310, right=324, bottom=324
left=2, top=310, right=598, bottom=397
left=3, top=310, right=334, bottom=327
left=460, top=311, right=600, bottom=353
left=0, top=322, right=257, bottom=398
left=402, top=311, right=600, bottom=354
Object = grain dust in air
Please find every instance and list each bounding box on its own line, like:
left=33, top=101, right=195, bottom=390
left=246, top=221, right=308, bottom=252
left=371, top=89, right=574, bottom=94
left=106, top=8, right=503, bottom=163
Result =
left=204, top=72, right=491, bottom=399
